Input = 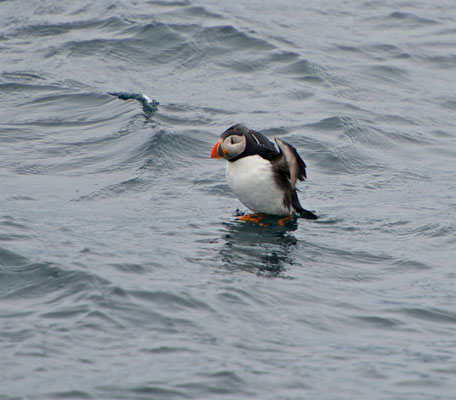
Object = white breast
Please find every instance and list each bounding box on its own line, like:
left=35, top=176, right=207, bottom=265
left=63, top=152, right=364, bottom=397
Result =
left=225, top=155, right=289, bottom=216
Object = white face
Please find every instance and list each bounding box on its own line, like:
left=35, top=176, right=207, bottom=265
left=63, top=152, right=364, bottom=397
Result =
left=222, top=134, right=246, bottom=160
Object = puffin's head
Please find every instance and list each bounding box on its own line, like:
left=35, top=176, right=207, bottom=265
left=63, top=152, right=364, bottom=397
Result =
left=211, top=124, right=248, bottom=161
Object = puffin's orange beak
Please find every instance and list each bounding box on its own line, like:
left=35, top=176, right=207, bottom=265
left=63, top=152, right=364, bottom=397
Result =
left=211, top=139, right=224, bottom=159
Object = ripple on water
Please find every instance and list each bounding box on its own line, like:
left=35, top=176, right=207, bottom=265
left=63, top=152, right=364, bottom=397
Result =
left=195, top=25, right=276, bottom=52
left=0, top=252, right=106, bottom=304
left=352, top=315, right=405, bottom=330
left=367, top=10, right=439, bottom=30
left=38, top=19, right=194, bottom=66
left=96, top=385, right=191, bottom=400
left=50, top=389, right=93, bottom=399
left=363, top=64, right=410, bottom=85
left=161, top=4, right=224, bottom=20
left=400, top=308, right=456, bottom=325
left=73, top=177, right=149, bottom=201
left=277, top=58, right=327, bottom=83
left=10, top=16, right=128, bottom=39
left=0, top=216, right=35, bottom=242
left=128, top=289, right=214, bottom=313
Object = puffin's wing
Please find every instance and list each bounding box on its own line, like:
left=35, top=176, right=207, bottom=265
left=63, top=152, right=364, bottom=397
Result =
left=274, top=138, right=307, bottom=189
left=246, top=128, right=276, bottom=151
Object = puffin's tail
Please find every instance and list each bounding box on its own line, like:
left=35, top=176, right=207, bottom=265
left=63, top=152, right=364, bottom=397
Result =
left=298, top=209, right=318, bottom=220
left=291, top=190, right=318, bottom=219
left=109, top=92, right=159, bottom=118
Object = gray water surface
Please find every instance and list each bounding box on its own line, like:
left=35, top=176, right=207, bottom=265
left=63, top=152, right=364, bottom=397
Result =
left=1, top=1, right=455, bottom=399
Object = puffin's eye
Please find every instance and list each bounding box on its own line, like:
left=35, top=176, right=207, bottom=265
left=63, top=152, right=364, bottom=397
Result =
left=230, top=135, right=242, bottom=145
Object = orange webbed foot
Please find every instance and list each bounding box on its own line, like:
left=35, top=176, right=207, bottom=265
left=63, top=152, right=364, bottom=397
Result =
left=277, top=215, right=292, bottom=226
left=237, top=213, right=267, bottom=225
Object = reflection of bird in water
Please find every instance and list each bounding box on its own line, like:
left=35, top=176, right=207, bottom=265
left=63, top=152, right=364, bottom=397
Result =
left=220, top=217, right=298, bottom=277
left=211, top=124, right=318, bottom=225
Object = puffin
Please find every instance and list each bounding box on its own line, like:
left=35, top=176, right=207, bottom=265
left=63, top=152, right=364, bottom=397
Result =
left=211, top=124, right=317, bottom=222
